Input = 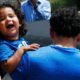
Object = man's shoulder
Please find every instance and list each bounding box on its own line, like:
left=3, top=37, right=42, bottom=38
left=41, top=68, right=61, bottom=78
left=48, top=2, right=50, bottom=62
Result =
left=37, top=45, right=53, bottom=52
left=27, top=45, right=53, bottom=56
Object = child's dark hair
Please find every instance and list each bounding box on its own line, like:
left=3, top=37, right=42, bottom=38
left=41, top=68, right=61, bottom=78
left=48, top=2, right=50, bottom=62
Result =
left=50, top=7, right=80, bottom=37
left=0, top=2, right=27, bottom=39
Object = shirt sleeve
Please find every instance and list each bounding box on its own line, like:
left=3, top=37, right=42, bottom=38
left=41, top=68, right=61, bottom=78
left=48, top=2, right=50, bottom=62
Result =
left=37, top=0, right=51, bottom=20
left=0, top=44, right=14, bottom=62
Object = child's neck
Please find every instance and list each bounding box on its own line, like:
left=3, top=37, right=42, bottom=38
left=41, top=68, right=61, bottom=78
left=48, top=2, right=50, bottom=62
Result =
left=5, top=35, right=19, bottom=41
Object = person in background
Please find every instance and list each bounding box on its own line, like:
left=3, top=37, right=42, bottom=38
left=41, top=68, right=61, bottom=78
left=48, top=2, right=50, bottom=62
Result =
left=21, top=0, right=51, bottom=22
left=0, top=2, right=39, bottom=79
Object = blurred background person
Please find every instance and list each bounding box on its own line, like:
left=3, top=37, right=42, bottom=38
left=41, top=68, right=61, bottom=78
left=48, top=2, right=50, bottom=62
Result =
left=21, top=0, right=51, bottom=22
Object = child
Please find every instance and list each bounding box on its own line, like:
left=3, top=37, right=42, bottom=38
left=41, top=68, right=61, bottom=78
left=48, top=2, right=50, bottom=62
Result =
left=0, top=2, right=39, bottom=78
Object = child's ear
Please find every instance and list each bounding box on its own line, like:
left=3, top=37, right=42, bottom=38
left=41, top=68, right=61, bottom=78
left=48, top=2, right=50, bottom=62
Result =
left=19, top=24, right=22, bottom=27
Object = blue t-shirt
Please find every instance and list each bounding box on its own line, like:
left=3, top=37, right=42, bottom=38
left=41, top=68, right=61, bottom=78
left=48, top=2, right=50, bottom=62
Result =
left=0, top=37, right=28, bottom=80
left=26, top=45, right=80, bottom=80
left=13, top=45, right=80, bottom=80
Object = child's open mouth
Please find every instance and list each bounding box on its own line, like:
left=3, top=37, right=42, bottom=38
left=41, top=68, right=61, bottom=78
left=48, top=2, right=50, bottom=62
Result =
left=6, top=24, right=15, bottom=29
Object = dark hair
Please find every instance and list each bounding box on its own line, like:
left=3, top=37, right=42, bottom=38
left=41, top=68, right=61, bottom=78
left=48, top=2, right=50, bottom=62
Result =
left=0, top=2, right=27, bottom=39
left=50, top=7, right=80, bottom=37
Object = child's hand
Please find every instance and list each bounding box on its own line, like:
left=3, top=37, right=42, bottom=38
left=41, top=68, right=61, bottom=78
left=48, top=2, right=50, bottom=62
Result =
left=21, top=43, right=40, bottom=52
left=26, top=43, right=40, bottom=50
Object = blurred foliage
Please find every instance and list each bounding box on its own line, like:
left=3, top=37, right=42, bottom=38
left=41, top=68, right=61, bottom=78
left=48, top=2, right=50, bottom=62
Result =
left=50, top=0, right=80, bottom=12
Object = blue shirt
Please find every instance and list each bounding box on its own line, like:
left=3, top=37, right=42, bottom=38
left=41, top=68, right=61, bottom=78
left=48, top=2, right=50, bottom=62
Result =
left=26, top=45, right=80, bottom=80
left=21, top=0, right=51, bottom=22
left=12, top=45, right=80, bottom=80
left=0, top=37, right=28, bottom=80
left=0, top=37, right=28, bottom=62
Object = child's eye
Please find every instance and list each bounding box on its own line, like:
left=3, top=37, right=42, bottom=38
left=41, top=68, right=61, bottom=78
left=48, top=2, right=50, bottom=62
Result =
left=9, top=15, right=14, bottom=18
left=0, top=17, right=5, bottom=21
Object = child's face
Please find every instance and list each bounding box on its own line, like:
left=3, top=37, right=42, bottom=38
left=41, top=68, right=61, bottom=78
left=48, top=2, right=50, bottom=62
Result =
left=0, top=7, right=21, bottom=39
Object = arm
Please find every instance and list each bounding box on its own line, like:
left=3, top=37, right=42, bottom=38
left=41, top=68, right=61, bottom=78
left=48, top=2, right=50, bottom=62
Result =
left=1, top=43, right=40, bottom=73
left=37, top=0, right=51, bottom=20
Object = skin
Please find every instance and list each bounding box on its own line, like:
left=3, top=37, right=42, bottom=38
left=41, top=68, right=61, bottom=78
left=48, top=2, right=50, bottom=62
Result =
left=0, top=7, right=40, bottom=73
left=50, top=31, right=79, bottom=48
left=0, top=7, right=20, bottom=40
left=30, top=0, right=37, bottom=6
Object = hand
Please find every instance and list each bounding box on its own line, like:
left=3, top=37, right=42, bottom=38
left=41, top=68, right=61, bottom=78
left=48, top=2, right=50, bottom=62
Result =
left=26, top=43, right=40, bottom=50
left=21, top=43, right=40, bottom=52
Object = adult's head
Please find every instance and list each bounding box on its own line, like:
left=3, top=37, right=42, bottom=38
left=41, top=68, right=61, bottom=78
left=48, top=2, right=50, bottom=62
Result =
left=50, top=7, right=80, bottom=38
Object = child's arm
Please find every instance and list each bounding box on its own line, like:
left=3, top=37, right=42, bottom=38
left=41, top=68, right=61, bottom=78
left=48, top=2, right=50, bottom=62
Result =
left=1, top=43, right=40, bottom=73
